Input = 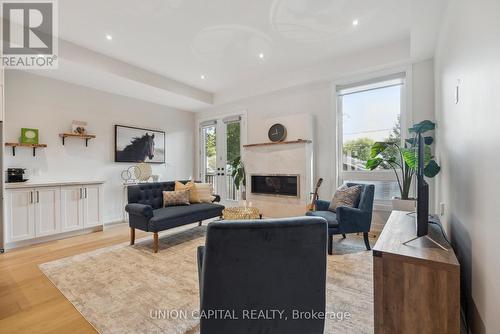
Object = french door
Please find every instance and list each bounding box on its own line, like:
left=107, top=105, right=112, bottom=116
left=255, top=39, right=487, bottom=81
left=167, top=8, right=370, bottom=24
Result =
left=200, top=114, right=245, bottom=204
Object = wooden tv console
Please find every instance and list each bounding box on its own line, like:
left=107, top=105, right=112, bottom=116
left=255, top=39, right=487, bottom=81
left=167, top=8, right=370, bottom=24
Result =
left=373, top=211, right=460, bottom=333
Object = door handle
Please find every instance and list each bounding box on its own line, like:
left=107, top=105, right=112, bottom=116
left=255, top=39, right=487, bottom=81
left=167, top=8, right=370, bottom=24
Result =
left=37, top=191, right=40, bottom=203
left=80, top=188, right=83, bottom=199
left=30, top=191, right=33, bottom=204
left=85, top=188, right=88, bottom=199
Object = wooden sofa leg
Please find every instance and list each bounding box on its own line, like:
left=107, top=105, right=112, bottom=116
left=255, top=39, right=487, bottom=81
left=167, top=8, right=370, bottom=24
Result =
left=363, top=232, right=371, bottom=251
left=342, top=234, right=346, bottom=239
left=153, top=232, right=159, bottom=253
left=328, top=235, right=333, bottom=255
left=130, top=228, right=135, bottom=245
left=199, top=221, right=202, bottom=226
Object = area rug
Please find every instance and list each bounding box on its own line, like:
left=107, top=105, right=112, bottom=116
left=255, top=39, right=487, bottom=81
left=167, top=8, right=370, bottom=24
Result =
left=40, top=226, right=374, bottom=334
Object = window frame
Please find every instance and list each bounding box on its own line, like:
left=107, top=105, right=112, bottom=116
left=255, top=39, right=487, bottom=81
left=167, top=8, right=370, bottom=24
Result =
left=336, top=71, right=411, bottom=211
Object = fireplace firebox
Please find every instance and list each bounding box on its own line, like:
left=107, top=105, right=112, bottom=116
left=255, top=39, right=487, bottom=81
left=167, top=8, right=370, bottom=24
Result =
left=251, top=174, right=299, bottom=197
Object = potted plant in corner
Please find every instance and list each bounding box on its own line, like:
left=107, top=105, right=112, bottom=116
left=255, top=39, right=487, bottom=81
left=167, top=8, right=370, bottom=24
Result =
left=365, top=120, right=441, bottom=211
left=230, top=156, right=247, bottom=203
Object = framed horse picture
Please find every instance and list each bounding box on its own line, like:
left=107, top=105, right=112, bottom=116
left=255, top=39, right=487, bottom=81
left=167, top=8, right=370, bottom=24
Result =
left=115, top=125, right=166, bottom=163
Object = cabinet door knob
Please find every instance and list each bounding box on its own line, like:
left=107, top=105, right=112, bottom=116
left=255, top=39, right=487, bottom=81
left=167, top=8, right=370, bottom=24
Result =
left=85, top=188, right=88, bottom=199
left=30, top=191, right=33, bottom=204
left=37, top=191, right=40, bottom=203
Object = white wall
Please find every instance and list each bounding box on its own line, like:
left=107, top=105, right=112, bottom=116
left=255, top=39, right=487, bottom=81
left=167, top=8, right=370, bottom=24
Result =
left=434, top=0, right=500, bottom=332
left=4, top=71, right=195, bottom=224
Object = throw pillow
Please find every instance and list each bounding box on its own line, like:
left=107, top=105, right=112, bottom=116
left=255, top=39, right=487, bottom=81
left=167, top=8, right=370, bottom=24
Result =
left=163, top=190, right=190, bottom=207
left=328, top=184, right=362, bottom=212
left=192, top=183, right=215, bottom=203
left=175, top=181, right=199, bottom=203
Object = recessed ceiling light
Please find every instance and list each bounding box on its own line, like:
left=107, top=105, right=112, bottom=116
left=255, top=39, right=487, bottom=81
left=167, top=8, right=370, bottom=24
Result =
left=200, top=74, right=206, bottom=80
left=258, top=53, right=264, bottom=59
left=106, top=34, right=113, bottom=40
left=352, top=19, right=359, bottom=26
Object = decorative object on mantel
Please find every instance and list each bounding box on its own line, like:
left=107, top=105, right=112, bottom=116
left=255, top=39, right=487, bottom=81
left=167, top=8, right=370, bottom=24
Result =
left=59, top=133, right=96, bottom=146
left=365, top=120, right=441, bottom=211
left=115, top=125, right=166, bottom=163
left=5, top=142, right=47, bottom=157
left=21, top=128, right=39, bottom=145
left=268, top=123, right=287, bottom=142
left=243, top=139, right=311, bottom=148
left=230, top=156, right=247, bottom=201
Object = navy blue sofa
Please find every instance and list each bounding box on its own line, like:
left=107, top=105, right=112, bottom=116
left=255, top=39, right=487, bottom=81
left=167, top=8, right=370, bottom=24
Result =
left=306, top=183, right=375, bottom=254
left=126, top=181, right=224, bottom=253
left=197, top=217, right=328, bottom=334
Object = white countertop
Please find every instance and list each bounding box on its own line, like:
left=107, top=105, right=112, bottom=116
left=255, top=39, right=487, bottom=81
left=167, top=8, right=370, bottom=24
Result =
left=5, top=180, right=106, bottom=189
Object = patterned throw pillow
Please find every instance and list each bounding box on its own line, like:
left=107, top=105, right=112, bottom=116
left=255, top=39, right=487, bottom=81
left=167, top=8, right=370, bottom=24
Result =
left=174, top=181, right=198, bottom=203
left=328, top=185, right=362, bottom=212
left=163, top=190, right=190, bottom=207
left=192, top=183, right=216, bottom=203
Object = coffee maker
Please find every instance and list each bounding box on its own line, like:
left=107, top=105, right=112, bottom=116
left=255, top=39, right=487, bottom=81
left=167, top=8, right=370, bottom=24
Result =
left=7, top=168, right=28, bottom=183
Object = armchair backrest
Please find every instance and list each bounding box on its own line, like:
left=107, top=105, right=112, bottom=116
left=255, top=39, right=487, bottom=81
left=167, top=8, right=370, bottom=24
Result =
left=200, top=217, right=328, bottom=334
left=346, top=182, right=375, bottom=214
left=127, top=181, right=191, bottom=209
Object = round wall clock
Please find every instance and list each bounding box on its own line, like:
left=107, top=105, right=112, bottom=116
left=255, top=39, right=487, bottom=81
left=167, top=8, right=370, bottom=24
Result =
left=268, top=123, right=287, bottom=142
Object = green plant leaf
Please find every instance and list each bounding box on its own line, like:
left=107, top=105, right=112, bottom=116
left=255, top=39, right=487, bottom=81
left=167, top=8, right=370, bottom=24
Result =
left=405, top=138, right=416, bottom=145
left=424, top=160, right=441, bottom=178
left=370, top=142, right=389, bottom=158
left=402, top=148, right=417, bottom=169
left=366, top=158, right=383, bottom=170
left=409, top=120, right=436, bottom=134
left=424, top=136, right=434, bottom=145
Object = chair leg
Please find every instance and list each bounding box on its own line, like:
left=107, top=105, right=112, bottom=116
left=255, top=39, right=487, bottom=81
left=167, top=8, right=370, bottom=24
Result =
left=153, top=232, right=159, bottom=253
left=342, top=234, right=346, bottom=239
left=328, top=235, right=333, bottom=255
left=363, top=232, right=371, bottom=251
left=130, top=228, right=135, bottom=245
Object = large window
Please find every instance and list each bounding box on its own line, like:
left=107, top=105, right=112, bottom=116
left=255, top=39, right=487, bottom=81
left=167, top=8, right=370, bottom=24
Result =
left=337, top=74, right=406, bottom=208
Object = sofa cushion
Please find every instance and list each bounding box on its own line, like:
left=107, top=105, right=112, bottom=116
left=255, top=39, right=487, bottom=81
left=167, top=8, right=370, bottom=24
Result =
left=149, top=203, right=224, bottom=232
left=306, top=210, right=339, bottom=228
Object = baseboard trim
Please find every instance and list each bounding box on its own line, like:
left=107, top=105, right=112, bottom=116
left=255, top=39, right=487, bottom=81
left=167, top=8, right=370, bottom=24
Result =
left=5, top=226, right=103, bottom=251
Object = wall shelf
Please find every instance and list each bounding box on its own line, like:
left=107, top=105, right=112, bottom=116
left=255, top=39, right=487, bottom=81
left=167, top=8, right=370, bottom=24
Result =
left=59, top=133, right=96, bottom=146
left=243, top=139, right=312, bottom=148
left=5, top=143, right=48, bottom=157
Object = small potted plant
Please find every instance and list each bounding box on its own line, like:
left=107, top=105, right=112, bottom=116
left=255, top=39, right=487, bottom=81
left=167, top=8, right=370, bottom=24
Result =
left=230, top=156, right=247, bottom=202
left=366, top=120, right=441, bottom=211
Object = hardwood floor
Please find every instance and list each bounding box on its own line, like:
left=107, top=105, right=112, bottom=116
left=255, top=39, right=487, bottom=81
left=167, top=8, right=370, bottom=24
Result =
left=0, top=223, right=148, bottom=333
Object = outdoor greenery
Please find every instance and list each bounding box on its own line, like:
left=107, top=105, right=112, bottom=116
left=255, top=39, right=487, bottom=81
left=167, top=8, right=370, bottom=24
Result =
left=204, top=122, right=241, bottom=174
left=365, top=120, right=441, bottom=200
left=343, top=115, right=401, bottom=170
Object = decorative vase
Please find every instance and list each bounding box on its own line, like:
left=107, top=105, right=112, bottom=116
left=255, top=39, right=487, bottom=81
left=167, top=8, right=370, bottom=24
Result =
left=391, top=197, right=416, bottom=212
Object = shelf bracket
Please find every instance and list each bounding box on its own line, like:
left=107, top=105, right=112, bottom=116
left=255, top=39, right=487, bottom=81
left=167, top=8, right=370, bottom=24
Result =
left=33, top=147, right=36, bottom=157
left=12, top=146, right=16, bottom=156
left=62, top=136, right=65, bottom=145
left=86, top=138, right=89, bottom=146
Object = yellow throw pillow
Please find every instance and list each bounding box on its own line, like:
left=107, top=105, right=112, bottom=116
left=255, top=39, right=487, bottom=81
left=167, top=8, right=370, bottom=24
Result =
left=175, top=181, right=200, bottom=203
left=193, top=182, right=215, bottom=203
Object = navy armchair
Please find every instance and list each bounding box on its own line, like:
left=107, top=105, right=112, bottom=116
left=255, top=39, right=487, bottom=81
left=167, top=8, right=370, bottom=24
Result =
left=197, top=217, right=328, bottom=334
left=306, top=183, right=375, bottom=254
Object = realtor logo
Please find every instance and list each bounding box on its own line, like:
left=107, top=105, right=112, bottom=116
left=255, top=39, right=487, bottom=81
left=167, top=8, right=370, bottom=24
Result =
left=1, top=0, right=58, bottom=69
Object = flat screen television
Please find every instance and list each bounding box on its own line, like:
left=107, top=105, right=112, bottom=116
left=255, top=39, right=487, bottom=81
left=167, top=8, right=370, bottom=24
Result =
left=416, top=132, right=429, bottom=237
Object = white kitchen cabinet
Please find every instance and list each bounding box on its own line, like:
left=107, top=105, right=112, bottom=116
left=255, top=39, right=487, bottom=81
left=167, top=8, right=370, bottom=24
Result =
left=82, top=184, right=102, bottom=228
left=60, top=186, right=84, bottom=232
left=5, top=182, right=104, bottom=248
left=5, top=188, right=35, bottom=242
left=34, top=187, right=61, bottom=237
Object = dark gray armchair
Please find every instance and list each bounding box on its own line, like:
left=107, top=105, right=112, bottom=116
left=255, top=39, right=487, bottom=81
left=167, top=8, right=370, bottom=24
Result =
left=197, top=217, right=328, bottom=334
left=306, top=183, right=375, bottom=254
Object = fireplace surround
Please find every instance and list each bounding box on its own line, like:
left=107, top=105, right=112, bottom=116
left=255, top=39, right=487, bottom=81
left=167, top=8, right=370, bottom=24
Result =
left=251, top=174, right=299, bottom=198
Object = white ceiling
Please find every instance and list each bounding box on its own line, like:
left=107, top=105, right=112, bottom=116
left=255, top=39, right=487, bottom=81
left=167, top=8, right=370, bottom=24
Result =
left=34, top=0, right=448, bottom=110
